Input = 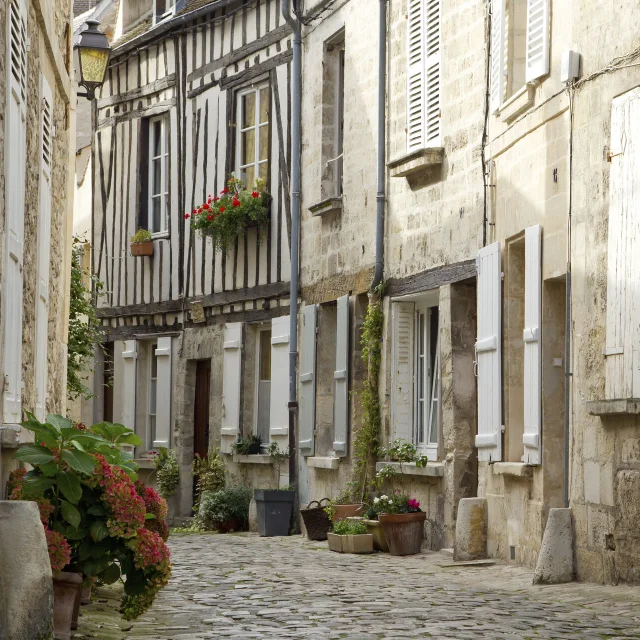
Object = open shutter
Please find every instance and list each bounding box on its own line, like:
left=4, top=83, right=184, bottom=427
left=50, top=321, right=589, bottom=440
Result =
left=407, top=0, right=425, bottom=151
left=35, top=75, right=53, bottom=421
left=299, top=304, right=317, bottom=456
left=525, top=0, right=550, bottom=83
left=221, top=322, right=242, bottom=453
left=122, top=341, right=138, bottom=430
left=604, top=89, right=640, bottom=399
left=424, top=0, right=441, bottom=146
left=154, top=337, right=172, bottom=448
left=4, top=0, right=28, bottom=423
left=523, top=225, right=542, bottom=464
left=490, top=0, right=505, bottom=112
left=333, top=295, right=350, bottom=456
left=269, top=315, right=290, bottom=437
left=476, top=242, right=502, bottom=462
left=391, top=302, right=414, bottom=442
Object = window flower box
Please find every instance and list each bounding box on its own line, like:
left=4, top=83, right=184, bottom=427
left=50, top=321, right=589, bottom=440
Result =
left=130, top=228, right=154, bottom=256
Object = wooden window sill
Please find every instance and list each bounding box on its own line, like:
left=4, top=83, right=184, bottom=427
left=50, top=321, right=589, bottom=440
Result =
left=587, top=398, right=640, bottom=416
left=388, top=147, right=444, bottom=178
left=306, top=456, right=340, bottom=470
left=309, top=196, right=343, bottom=217
left=491, top=462, right=534, bottom=478
left=375, top=461, right=444, bottom=478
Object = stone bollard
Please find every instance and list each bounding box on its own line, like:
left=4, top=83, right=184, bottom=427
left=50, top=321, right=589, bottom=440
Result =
left=533, top=508, right=574, bottom=584
left=454, top=497, right=487, bottom=561
left=0, top=500, right=54, bottom=640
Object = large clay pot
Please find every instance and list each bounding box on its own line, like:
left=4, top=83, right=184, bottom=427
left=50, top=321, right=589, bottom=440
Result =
left=216, top=518, right=246, bottom=533
left=378, top=511, right=426, bottom=556
left=53, top=571, right=83, bottom=640
left=331, top=503, right=364, bottom=521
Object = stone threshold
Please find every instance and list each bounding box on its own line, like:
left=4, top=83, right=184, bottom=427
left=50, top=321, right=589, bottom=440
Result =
left=306, top=456, right=341, bottom=470
left=375, top=461, right=444, bottom=478
left=491, top=462, right=534, bottom=478
left=233, top=454, right=273, bottom=465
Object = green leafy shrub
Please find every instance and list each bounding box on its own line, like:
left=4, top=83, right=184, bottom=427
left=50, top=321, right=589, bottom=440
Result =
left=232, top=434, right=262, bottom=455
left=130, top=228, right=153, bottom=243
left=332, top=519, right=368, bottom=535
left=197, top=485, right=252, bottom=531
left=192, top=448, right=226, bottom=511
left=155, top=448, right=180, bottom=499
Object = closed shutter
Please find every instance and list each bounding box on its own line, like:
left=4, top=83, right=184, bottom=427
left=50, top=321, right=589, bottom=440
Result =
left=35, top=75, right=53, bottom=421
left=299, top=304, right=317, bottom=455
left=221, top=322, right=242, bottom=453
left=154, top=337, right=172, bottom=448
left=122, top=341, right=138, bottom=430
left=523, top=225, right=542, bottom=464
left=4, top=0, right=28, bottom=424
left=490, top=0, right=506, bottom=112
left=333, top=295, right=350, bottom=456
left=424, top=0, right=441, bottom=146
left=391, top=302, right=414, bottom=442
left=525, top=0, right=550, bottom=83
left=475, top=242, right=502, bottom=462
left=269, top=315, right=290, bottom=437
left=605, top=88, right=640, bottom=399
left=406, top=0, right=425, bottom=151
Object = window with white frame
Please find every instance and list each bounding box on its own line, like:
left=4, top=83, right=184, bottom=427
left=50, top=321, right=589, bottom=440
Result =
left=236, top=84, right=270, bottom=188
left=148, top=341, right=158, bottom=449
left=154, top=0, right=176, bottom=24
left=148, top=115, right=169, bottom=235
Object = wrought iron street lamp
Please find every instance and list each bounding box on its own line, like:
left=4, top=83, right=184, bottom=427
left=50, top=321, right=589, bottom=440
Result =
left=74, top=20, right=111, bottom=101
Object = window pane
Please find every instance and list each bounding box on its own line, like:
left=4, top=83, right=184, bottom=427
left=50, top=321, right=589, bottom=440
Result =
left=152, top=158, right=162, bottom=196
left=242, top=92, right=256, bottom=128
left=150, top=416, right=156, bottom=447
left=150, top=379, right=157, bottom=413
left=259, top=125, right=269, bottom=161
left=151, top=349, right=158, bottom=377
left=260, top=330, right=272, bottom=380
left=241, top=130, right=255, bottom=167
left=259, top=87, right=269, bottom=124
left=152, top=121, right=161, bottom=156
left=152, top=197, right=161, bottom=233
left=242, top=164, right=255, bottom=189
left=258, top=162, right=268, bottom=181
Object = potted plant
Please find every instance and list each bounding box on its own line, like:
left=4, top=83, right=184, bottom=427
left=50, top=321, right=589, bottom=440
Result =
left=232, top=434, right=262, bottom=455
left=327, top=519, right=373, bottom=554
left=10, top=415, right=172, bottom=636
left=196, top=485, right=252, bottom=532
left=325, top=492, right=365, bottom=522
left=254, top=442, right=295, bottom=537
left=130, top=228, right=154, bottom=256
left=376, top=491, right=426, bottom=556
left=192, top=447, right=226, bottom=512
left=362, top=501, right=390, bottom=552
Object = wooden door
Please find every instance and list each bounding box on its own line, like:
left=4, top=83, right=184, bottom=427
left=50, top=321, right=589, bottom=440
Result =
left=194, top=360, right=211, bottom=458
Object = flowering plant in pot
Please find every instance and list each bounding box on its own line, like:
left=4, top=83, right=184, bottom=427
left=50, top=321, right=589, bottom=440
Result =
left=130, top=228, right=154, bottom=257
left=196, top=485, right=251, bottom=532
left=374, top=491, right=425, bottom=556
left=188, top=176, right=270, bottom=250
left=327, top=518, right=373, bottom=554
left=10, top=414, right=172, bottom=636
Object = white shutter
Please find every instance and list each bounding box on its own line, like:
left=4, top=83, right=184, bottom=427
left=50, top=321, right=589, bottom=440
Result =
left=424, top=0, right=441, bottom=146
left=475, top=242, right=502, bottom=462
left=391, top=302, right=414, bottom=443
left=406, top=0, right=425, bottom=151
left=525, top=0, right=550, bottom=83
left=490, top=0, right=506, bottom=112
left=523, top=225, right=542, bottom=464
left=299, top=304, right=317, bottom=456
left=122, top=341, right=138, bottom=430
left=221, top=322, right=242, bottom=453
left=604, top=88, right=640, bottom=400
left=154, top=337, right=172, bottom=448
left=4, top=0, right=28, bottom=423
left=333, top=295, right=350, bottom=456
left=269, top=315, right=290, bottom=437
left=35, top=75, right=53, bottom=421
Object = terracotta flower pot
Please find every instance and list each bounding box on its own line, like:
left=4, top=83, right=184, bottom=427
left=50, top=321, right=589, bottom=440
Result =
left=363, top=518, right=390, bottom=552
left=331, top=503, right=364, bottom=521
left=53, top=571, right=83, bottom=640
left=378, top=511, right=426, bottom=556
left=131, top=241, right=154, bottom=256
left=216, top=518, right=245, bottom=533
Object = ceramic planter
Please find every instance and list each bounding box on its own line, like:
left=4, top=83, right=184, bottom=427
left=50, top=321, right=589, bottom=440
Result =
left=53, top=571, right=83, bottom=640
left=327, top=533, right=373, bottom=554
left=363, top=519, right=390, bottom=552
left=378, top=511, right=426, bottom=556
left=331, top=503, right=364, bottom=521
left=130, top=241, right=154, bottom=256
left=327, top=532, right=343, bottom=552
left=254, top=489, right=295, bottom=536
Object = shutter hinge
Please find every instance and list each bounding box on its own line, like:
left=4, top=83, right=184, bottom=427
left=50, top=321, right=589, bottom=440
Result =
left=501, top=424, right=505, bottom=433
left=3, top=376, right=8, bottom=392
left=501, top=271, right=505, bottom=280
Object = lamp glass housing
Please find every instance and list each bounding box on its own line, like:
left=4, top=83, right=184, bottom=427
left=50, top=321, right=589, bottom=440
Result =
left=78, top=46, right=110, bottom=86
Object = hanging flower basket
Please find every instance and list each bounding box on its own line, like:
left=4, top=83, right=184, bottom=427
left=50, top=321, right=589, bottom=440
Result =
left=187, top=176, right=270, bottom=251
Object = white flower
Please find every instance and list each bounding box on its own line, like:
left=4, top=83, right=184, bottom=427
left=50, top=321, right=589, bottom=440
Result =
left=380, top=495, right=388, bottom=500
left=373, top=497, right=380, bottom=504
left=388, top=500, right=393, bottom=505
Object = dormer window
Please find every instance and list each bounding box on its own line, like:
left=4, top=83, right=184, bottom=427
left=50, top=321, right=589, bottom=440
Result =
left=154, top=0, right=176, bottom=25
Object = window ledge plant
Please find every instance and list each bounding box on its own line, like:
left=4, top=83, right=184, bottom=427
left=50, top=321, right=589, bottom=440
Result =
left=130, top=228, right=154, bottom=257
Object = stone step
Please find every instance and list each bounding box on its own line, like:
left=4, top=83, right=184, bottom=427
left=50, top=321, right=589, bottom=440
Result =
left=440, top=547, right=454, bottom=558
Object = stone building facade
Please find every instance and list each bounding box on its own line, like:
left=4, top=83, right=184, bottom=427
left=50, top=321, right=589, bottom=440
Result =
left=0, top=0, right=76, bottom=496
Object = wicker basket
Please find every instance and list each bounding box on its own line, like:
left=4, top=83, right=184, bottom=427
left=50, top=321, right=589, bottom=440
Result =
left=300, top=499, right=332, bottom=541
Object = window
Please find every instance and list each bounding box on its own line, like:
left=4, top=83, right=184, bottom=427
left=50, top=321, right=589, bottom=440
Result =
left=148, top=116, right=169, bottom=235
left=236, top=84, right=270, bottom=188
left=255, top=327, right=272, bottom=445
left=148, top=341, right=158, bottom=449
left=154, top=0, right=176, bottom=24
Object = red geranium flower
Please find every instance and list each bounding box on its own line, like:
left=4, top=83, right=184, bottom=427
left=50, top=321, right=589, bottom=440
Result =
left=203, top=203, right=210, bottom=210
left=213, top=196, right=220, bottom=202
left=219, top=206, right=225, bottom=213
left=184, top=213, right=190, bottom=219
left=221, top=187, right=230, bottom=194
left=207, top=214, right=214, bottom=221
left=251, top=191, right=259, bottom=198
left=232, top=198, right=241, bottom=207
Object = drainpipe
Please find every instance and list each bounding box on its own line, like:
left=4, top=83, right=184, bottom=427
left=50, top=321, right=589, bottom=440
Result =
left=370, top=0, right=387, bottom=291
left=282, top=0, right=301, bottom=493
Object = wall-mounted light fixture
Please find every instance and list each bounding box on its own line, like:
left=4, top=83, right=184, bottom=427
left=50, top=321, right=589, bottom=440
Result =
left=74, top=20, right=111, bottom=101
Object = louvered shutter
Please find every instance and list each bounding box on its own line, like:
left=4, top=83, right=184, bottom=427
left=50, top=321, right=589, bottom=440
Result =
left=604, top=89, right=640, bottom=400
left=523, top=225, right=542, bottom=464
left=122, top=341, right=138, bottom=431
left=407, top=0, right=425, bottom=151
left=333, top=296, right=350, bottom=456
left=154, top=337, right=172, bottom=448
left=299, top=304, right=317, bottom=456
left=475, top=242, right=502, bottom=462
left=424, top=0, right=441, bottom=146
left=221, top=322, right=242, bottom=453
left=525, top=0, right=550, bottom=83
left=269, top=315, right=290, bottom=437
left=4, top=0, right=28, bottom=423
left=391, top=302, right=414, bottom=442
left=490, top=0, right=506, bottom=112
left=35, top=75, right=53, bottom=421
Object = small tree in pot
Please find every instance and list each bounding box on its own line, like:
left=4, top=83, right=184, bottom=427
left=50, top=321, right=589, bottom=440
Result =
left=254, top=443, right=294, bottom=537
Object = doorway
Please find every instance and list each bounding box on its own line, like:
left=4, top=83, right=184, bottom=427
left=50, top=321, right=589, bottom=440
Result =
left=193, top=360, right=211, bottom=459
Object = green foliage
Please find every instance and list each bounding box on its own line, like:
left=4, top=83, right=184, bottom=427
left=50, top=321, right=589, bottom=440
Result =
left=155, top=448, right=180, bottom=499
left=130, top=228, right=153, bottom=243
left=267, top=442, right=291, bottom=488
left=67, top=241, right=106, bottom=400
left=381, top=439, right=428, bottom=467
left=232, top=434, right=262, bottom=455
left=332, top=519, right=368, bottom=535
left=192, top=448, right=226, bottom=512
left=197, top=485, right=252, bottom=531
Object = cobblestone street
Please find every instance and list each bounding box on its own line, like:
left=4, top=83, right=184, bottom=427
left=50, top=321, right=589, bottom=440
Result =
left=75, top=532, right=640, bottom=639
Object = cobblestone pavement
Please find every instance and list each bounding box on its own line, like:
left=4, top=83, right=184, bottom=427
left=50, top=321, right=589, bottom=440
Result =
left=76, top=532, right=640, bottom=639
